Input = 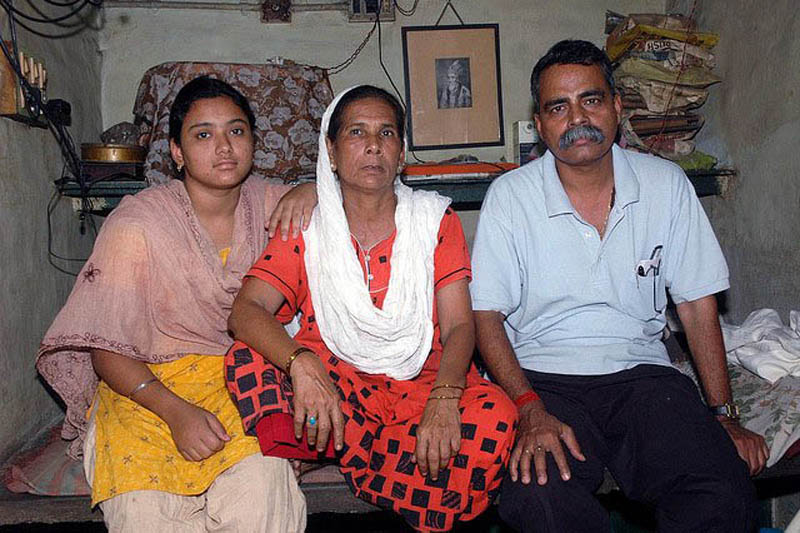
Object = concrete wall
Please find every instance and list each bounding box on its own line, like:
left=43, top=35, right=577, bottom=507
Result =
left=0, top=12, right=101, bottom=460
left=687, top=0, right=800, bottom=322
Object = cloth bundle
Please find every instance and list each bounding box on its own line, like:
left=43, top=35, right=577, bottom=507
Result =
left=721, top=308, right=800, bottom=383
left=605, top=12, right=720, bottom=169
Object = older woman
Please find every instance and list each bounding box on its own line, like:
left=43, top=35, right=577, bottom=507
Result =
left=37, top=77, right=313, bottom=532
left=225, top=86, right=517, bottom=532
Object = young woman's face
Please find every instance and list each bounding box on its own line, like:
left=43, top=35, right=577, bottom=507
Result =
left=170, top=96, right=254, bottom=192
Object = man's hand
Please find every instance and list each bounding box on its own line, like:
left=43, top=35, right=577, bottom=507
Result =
left=165, top=401, right=231, bottom=462
left=509, top=401, right=585, bottom=485
left=267, top=182, right=317, bottom=240
left=718, top=418, right=769, bottom=475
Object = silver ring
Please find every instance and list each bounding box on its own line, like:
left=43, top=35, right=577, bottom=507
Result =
left=308, top=416, right=317, bottom=427
left=534, top=445, right=544, bottom=453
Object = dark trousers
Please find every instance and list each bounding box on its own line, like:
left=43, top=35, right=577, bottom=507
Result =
left=498, top=365, right=758, bottom=533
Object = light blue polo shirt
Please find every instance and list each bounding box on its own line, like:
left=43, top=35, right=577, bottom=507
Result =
left=470, top=145, right=729, bottom=375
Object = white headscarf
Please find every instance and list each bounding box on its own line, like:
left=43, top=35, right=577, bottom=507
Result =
left=303, top=87, right=450, bottom=380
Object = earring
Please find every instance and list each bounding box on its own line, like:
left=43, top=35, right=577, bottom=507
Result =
left=176, top=163, right=183, bottom=171
left=397, top=164, right=405, bottom=175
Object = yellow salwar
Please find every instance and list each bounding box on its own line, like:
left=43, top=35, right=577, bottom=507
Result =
left=89, top=248, right=260, bottom=506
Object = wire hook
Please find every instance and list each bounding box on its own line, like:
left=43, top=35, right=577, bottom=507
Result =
left=435, top=0, right=464, bottom=26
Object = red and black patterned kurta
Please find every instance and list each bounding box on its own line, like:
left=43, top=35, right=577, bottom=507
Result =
left=226, top=208, right=517, bottom=532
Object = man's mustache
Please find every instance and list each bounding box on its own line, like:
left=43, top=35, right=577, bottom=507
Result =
left=559, top=125, right=606, bottom=150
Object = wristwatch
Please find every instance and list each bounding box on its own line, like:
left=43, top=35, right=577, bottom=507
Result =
left=709, top=403, right=740, bottom=419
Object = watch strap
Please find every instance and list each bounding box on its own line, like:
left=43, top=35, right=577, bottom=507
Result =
left=709, top=403, right=740, bottom=419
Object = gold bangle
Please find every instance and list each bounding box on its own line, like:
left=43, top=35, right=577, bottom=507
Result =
left=127, top=377, right=159, bottom=399
left=285, top=346, right=314, bottom=375
left=428, top=395, right=461, bottom=400
left=431, top=384, right=465, bottom=392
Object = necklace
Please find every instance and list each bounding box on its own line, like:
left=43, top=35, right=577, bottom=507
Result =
left=350, top=231, right=392, bottom=295
left=349, top=226, right=394, bottom=251
left=598, top=187, right=616, bottom=238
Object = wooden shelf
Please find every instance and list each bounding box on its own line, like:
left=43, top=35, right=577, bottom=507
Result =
left=57, top=170, right=733, bottom=215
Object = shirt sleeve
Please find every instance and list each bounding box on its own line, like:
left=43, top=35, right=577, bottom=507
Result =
left=662, top=170, right=729, bottom=304
left=469, top=181, right=523, bottom=316
left=245, top=235, right=306, bottom=323
left=434, top=207, right=472, bottom=291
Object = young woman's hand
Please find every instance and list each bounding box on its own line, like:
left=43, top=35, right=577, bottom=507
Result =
left=267, top=183, right=317, bottom=241
left=289, top=351, right=345, bottom=453
left=414, top=397, right=462, bottom=480
left=165, top=401, right=231, bottom=462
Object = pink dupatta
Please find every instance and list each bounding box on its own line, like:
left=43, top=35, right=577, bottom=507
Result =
left=37, top=177, right=288, bottom=459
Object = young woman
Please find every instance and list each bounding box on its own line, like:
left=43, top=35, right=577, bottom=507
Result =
left=226, top=86, right=517, bottom=532
left=38, top=77, right=313, bottom=532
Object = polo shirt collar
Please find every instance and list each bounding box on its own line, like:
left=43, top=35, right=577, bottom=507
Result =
left=542, top=144, right=640, bottom=218
left=611, top=144, right=640, bottom=209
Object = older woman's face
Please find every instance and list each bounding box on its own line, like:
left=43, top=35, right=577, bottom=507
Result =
left=328, top=97, right=404, bottom=195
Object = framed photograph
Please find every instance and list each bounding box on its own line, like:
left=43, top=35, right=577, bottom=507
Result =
left=401, top=24, right=504, bottom=151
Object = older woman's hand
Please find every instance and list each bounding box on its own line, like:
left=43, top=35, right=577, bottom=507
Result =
left=414, top=397, right=462, bottom=481
left=289, top=351, right=345, bottom=453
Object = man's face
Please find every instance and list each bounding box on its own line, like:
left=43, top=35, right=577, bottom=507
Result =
left=534, top=63, right=622, bottom=169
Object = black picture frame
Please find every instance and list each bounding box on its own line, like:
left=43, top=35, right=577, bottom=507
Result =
left=401, top=24, right=505, bottom=151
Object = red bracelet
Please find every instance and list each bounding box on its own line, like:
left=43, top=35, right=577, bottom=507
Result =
left=513, top=390, right=540, bottom=409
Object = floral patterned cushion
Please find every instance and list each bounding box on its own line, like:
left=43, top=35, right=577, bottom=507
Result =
left=133, top=61, right=333, bottom=185
left=675, top=360, right=800, bottom=467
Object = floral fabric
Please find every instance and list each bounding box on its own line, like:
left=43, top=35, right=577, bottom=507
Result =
left=133, top=61, right=333, bottom=185
left=675, top=360, right=800, bottom=467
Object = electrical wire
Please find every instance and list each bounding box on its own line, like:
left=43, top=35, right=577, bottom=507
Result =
left=1, top=6, right=96, bottom=272
left=374, top=5, right=404, bottom=112
left=0, top=19, right=82, bottom=177
left=0, top=0, right=91, bottom=24
left=370, top=1, right=429, bottom=163
left=26, top=0, right=98, bottom=28
left=393, top=0, right=418, bottom=17
left=6, top=15, right=98, bottom=38
left=326, top=16, right=378, bottom=74
left=326, top=0, right=416, bottom=75
left=47, top=186, right=94, bottom=276
left=44, top=0, right=84, bottom=6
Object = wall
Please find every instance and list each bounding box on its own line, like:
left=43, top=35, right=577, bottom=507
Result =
left=687, top=0, right=800, bottom=323
left=98, top=0, right=662, bottom=245
left=0, top=10, right=101, bottom=460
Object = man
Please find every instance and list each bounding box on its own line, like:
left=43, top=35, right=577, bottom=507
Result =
left=471, top=40, right=768, bottom=533
left=439, top=60, right=472, bottom=109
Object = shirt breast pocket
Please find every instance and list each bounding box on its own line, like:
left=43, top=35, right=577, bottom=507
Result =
left=623, top=257, right=667, bottom=318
